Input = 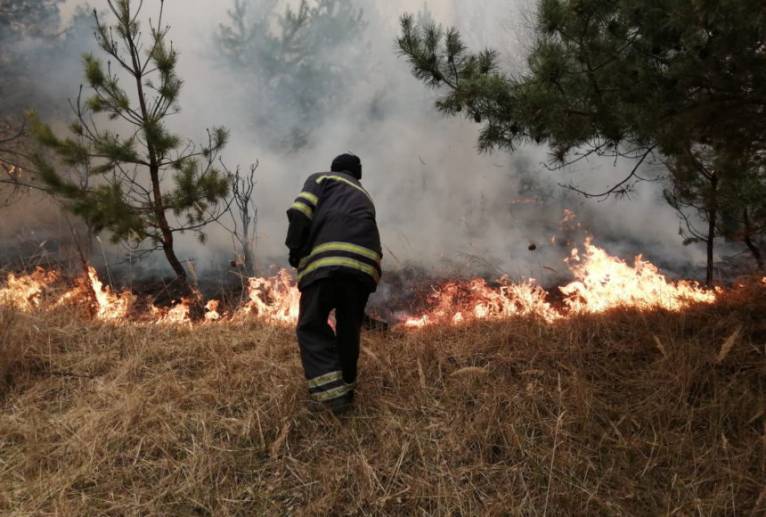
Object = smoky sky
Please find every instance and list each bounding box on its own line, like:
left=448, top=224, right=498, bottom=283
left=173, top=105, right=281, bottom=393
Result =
left=41, top=1, right=707, bottom=280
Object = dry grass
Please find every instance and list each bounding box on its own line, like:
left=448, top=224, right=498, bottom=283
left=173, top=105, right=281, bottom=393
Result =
left=0, top=284, right=764, bottom=515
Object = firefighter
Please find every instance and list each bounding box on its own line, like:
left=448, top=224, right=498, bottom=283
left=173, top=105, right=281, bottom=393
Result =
left=285, top=153, right=382, bottom=413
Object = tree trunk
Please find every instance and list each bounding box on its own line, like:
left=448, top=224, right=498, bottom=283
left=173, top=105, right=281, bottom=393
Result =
left=743, top=208, right=764, bottom=270
left=242, top=242, right=255, bottom=277
left=161, top=234, right=187, bottom=281
left=126, top=29, right=191, bottom=293
left=706, top=213, right=716, bottom=286
left=151, top=166, right=192, bottom=294
left=241, top=214, right=256, bottom=277
left=705, top=174, right=719, bottom=286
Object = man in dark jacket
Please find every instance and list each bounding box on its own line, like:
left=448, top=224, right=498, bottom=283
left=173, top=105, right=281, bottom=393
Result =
left=285, top=153, right=382, bottom=413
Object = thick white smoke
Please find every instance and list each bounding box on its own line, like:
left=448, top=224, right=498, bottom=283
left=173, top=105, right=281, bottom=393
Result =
left=49, top=0, right=706, bottom=282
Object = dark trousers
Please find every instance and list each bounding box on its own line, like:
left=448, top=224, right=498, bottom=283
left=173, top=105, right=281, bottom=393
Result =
left=296, top=277, right=370, bottom=401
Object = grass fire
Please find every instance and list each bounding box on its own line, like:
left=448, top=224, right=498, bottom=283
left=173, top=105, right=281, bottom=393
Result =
left=1, top=264, right=764, bottom=514
left=0, top=238, right=730, bottom=327
left=2, top=239, right=764, bottom=513
left=1, top=0, right=765, bottom=515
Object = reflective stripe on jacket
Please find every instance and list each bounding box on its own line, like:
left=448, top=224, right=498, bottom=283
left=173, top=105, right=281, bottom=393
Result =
left=286, top=171, right=382, bottom=291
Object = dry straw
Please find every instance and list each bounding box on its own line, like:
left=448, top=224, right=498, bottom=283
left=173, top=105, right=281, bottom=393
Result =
left=0, top=279, right=764, bottom=515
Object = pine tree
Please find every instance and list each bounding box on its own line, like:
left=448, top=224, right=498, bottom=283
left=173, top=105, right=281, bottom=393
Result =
left=398, top=0, right=766, bottom=283
left=217, top=0, right=366, bottom=150
left=31, top=0, right=230, bottom=293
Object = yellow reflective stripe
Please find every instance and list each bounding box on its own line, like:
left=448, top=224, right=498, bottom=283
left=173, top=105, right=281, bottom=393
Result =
left=308, top=371, right=343, bottom=389
left=298, top=192, right=319, bottom=207
left=311, top=242, right=381, bottom=262
left=290, top=201, right=313, bottom=219
left=316, top=175, right=372, bottom=203
left=313, top=382, right=355, bottom=402
left=298, top=256, right=380, bottom=283
left=298, top=242, right=381, bottom=269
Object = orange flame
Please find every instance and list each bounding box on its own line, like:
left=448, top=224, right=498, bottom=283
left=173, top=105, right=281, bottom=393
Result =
left=151, top=298, right=193, bottom=325
left=237, top=269, right=300, bottom=324
left=150, top=299, right=223, bottom=325
left=86, top=266, right=134, bottom=320
left=560, top=239, right=716, bottom=313
left=403, top=278, right=558, bottom=328
left=402, top=239, right=717, bottom=328
left=204, top=300, right=222, bottom=322
left=0, top=243, right=754, bottom=330
left=1, top=265, right=295, bottom=325
left=0, top=268, right=59, bottom=310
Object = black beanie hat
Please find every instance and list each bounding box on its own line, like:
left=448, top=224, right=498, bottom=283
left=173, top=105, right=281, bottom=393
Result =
left=331, top=153, right=362, bottom=180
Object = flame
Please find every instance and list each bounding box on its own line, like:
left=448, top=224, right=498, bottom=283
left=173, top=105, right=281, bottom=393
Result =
left=52, top=267, right=134, bottom=320
left=402, top=239, right=717, bottom=328
left=560, top=239, right=717, bottom=313
left=403, top=278, right=559, bottom=328
left=204, top=300, right=221, bottom=321
left=86, top=266, right=134, bottom=320
left=152, top=298, right=192, bottom=325
left=150, top=293, right=221, bottom=326
left=0, top=268, right=59, bottom=310
left=1, top=265, right=297, bottom=325
left=238, top=269, right=300, bottom=324
left=0, top=243, right=755, bottom=330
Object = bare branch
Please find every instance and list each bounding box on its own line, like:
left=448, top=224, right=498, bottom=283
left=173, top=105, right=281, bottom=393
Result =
left=0, top=120, right=26, bottom=146
left=560, top=145, right=656, bottom=199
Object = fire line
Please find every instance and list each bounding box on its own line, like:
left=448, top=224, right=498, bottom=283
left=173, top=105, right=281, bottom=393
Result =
left=0, top=239, right=743, bottom=328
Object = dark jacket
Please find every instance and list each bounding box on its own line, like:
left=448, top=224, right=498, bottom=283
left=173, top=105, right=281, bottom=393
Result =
left=286, top=171, right=382, bottom=292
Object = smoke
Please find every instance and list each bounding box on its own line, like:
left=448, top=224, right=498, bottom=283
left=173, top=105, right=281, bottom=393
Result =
left=0, top=3, right=95, bottom=254
left=34, top=0, right=707, bottom=281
